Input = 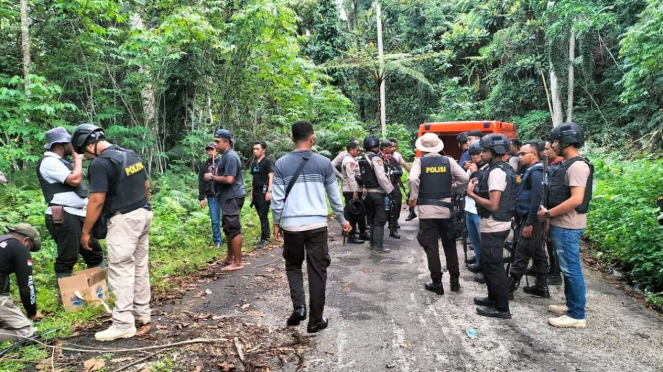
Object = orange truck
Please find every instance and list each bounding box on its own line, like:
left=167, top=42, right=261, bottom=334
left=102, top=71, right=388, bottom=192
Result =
left=415, top=121, right=518, bottom=159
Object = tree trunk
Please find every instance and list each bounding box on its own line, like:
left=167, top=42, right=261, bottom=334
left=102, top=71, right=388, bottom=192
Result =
left=550, top=66, right=563, bottom=126
left=566, top=27, right=575, bottom=123
left=20, top=0, right=30, bottom=93
left=375, top=1, right=386, bottom=138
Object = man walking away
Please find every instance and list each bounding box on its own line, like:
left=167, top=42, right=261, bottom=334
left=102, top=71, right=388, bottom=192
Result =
left=358, top=136, right=395, bottom=253
left=467, top=134, right=518, bottom=319
left=0, top=224, right=42, bottom=342
left=205, top=129, right=247, bottom=271
left=72, top=124, right=152, bottom=341
left=509, top=141, right=550, bottom=299
left=272, top=121, right=351, bottom=333
left=341, top=141, right=367, bottom=244
left=37, top=127, right=105, bottom=294
left=198, top=142, right=222, bottom=248
left=538, top=122, right=593, bottom=329
left=250, top=141, right=274, bottom=249
left=409, top=133, right=469, bottom=295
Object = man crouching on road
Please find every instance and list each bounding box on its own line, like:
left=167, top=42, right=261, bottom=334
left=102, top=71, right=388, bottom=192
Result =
left=272, top=121, right=351, bottom=334
left=409, top=133, right=469, bottom=295
left=72, top=124, right=153, bottom=342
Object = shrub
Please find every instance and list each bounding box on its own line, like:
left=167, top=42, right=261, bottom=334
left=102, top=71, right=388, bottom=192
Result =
left=585, top=152, right=663, bottom=296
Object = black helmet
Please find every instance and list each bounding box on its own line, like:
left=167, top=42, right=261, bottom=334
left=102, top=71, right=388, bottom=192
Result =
left=550, top=122, right=584, bottom=147
left=347, top=199, right=366, bottom=218
left=479, top=134, right=510, bottom=155
left=363, top=135, right=380, bottom=150
left=71, top=123, right=105, bottom=153
left=456, top=131, right=469, bottom=144
left=468, top=141, right=482, bottom=155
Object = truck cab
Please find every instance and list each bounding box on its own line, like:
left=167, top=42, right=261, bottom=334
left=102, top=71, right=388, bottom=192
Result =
left=415, top=121, right=518, bottom=159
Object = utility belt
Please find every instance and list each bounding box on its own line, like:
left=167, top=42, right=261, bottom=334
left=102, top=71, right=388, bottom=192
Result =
left=416, top=199, right=453, bottom=208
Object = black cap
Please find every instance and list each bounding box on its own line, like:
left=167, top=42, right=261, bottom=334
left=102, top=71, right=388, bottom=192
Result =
left=380, top=140, right=393, bottom=149
left=214, top=129, right=235, bottom=143
left=205, top=142, right=215, bottom=150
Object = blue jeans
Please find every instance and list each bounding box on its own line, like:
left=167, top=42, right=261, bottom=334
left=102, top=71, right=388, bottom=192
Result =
left=207, top=196, right=222, bottom=244
left=550, top=225, right=586, bottom=319
left=466, top=212, right=481, bottom=265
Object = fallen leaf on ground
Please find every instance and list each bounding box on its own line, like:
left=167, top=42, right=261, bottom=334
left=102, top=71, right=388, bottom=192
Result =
left=400, top=342, right=410, bottom=348
left=156, top=325, right=168, bottom=329
left=325, top=350, right=335, bottom=356
left=247, top=310, right=264, bottom=318
left=136, top=325, right=151, bottom=336
left=342, top=282, right=352, bottom=292
left=265, top=267, right=275, bottom=273
left=83, top=358, right=105, bottom=371
left=205, top=289, right=213, bottom=295
left=193, top=290, right=205, bottom=298
left=241, top=303, right=251, bottom=309
left=195, top=313, right=213, bottom=320
left=193, top=364, right=203, bottom=372
left=218, top=361, right=236, bottom=371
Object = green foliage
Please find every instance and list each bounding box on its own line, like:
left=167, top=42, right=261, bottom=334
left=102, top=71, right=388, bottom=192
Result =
left=508, top=110, right=551, bottom=141
left=585, top=152, right=663, bottom=294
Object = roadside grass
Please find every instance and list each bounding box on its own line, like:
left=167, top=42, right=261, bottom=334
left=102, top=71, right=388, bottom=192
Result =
left=0, top=169, right=262, bottom=370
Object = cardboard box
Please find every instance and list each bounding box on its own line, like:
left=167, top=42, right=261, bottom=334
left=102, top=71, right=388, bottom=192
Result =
left=58, top=267, right=109, bottom=313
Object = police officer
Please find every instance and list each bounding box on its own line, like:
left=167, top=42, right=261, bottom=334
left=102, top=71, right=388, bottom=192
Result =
left=0, top=224, right=42, bottom=342
left=409, top=133, right=469, bottom=294
left=467, top=134, right=518, bottom=319
left=457, top=132, right=470, bottom=168
left=381, top=140, right=403, bottom=239
left=72, top=124, right=153, bottom=341
left=538, top=122, right=592, bottom=329
left=509, top=141, right=549, bottom=299
left=358, top=135, right=394, bottom=253
left=199, top=142, right=222, bottom=248
left=37, top=127, right=105, bottom=292
left=341, top=141, right=368, bottom=244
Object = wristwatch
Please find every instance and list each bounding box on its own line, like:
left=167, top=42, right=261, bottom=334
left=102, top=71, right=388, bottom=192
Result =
left=544, top=211, right=551, bottom=219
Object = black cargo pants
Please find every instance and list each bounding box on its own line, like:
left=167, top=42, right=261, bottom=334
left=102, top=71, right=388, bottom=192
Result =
left=45, top=211, right=104, bottom=273
left=510, top=221, right=549, bottom=279
left=480, top=230, right=511, bottom=312
left=417, top=218, right=459, bottom=282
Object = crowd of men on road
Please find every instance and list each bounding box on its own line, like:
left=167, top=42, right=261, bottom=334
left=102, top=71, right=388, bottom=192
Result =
left=1, top=120, right=592, bottom=347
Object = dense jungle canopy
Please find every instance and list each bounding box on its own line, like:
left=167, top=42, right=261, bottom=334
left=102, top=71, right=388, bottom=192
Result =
left=2, top=0, right=663, bottom=170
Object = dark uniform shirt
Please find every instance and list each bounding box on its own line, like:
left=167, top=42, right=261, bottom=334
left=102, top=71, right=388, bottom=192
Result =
left=215, top=148, right=246, bottom=201
left=251, top=157, right=274, bottom=194
left=0, top=237, right=37, bottom=317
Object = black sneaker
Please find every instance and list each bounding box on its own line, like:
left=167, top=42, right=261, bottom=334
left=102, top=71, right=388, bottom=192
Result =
left=256, top=240, right=268, bottom=249
left=548, top=273, right=563, bottom=285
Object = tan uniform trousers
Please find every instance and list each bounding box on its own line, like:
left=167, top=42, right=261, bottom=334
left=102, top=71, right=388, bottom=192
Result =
left=0, top=295, right=34, bottom=342
left=106, top=207, right=153, bottom=329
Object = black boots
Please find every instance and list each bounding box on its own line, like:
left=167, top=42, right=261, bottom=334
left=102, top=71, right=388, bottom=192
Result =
left=467, top=264, right=482, bottom=274
left=548, top=271, right=563, bottom=285
left=425, top=281, right=444, bottom=295
left=450, top=274, right=460, bottom=292
left=389, top=226, right=400, bottom=239
left=371, top=227, right=390, bottom=253
left=405, top=208, right=417, bottom=221
left=508, top=277, right=520, bottom=300
left=358, top=232, right=370, bottom=241
left=476, top=306, right=512, bottom=319
left=523, top=274, right=550, bottom=298
left=286, top=306, right=307, bottom=326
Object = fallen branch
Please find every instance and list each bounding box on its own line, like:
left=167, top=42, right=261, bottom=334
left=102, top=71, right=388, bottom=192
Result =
left=253, top=258, right=281, bottom=268
left=0, top=333, right=227, bottom=354
left=234, top=337, right=245, bottom=363
left=113, top=350, right=163, bottom=372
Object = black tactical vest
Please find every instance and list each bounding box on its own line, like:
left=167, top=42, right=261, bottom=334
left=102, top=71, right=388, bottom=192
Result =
left=418, top=156, right=453, bottom=200
left=37, top=157, right=89, bottom=204
left=358, top=153, right=380, bottom=189
left=95, top=146, right=148, bottom=215
left=547, top=157, right=593, bottom=213
left=476, top=161, right=518, bottom=221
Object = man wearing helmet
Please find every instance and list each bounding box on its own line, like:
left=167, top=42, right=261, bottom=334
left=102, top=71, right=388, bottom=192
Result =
left=409, top=133, right=469, bottom=295
left=456, top=132, right=470, bottom=169
left=467, top=134, right=518, bottom=319
left=341, top=140, right=368, bottom=244
left=0, top=224, right=42, bottom=342
left=71, top=124, right=153, bottom=341
left=357, top=135, right=394, bottom=252
left=538, top=122, right=593, bottom=329
left=37, top=127, right=105, bottom=297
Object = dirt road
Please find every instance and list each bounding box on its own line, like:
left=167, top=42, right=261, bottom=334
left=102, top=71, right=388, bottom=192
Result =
left=55, top=214, right=663, bottom=371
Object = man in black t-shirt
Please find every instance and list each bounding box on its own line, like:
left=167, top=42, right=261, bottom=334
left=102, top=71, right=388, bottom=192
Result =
left=71, top=123, right=152, bottom=342
left=250, top=141, right=274, bottom=248
left=0, top=224, right=42, bottom=342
